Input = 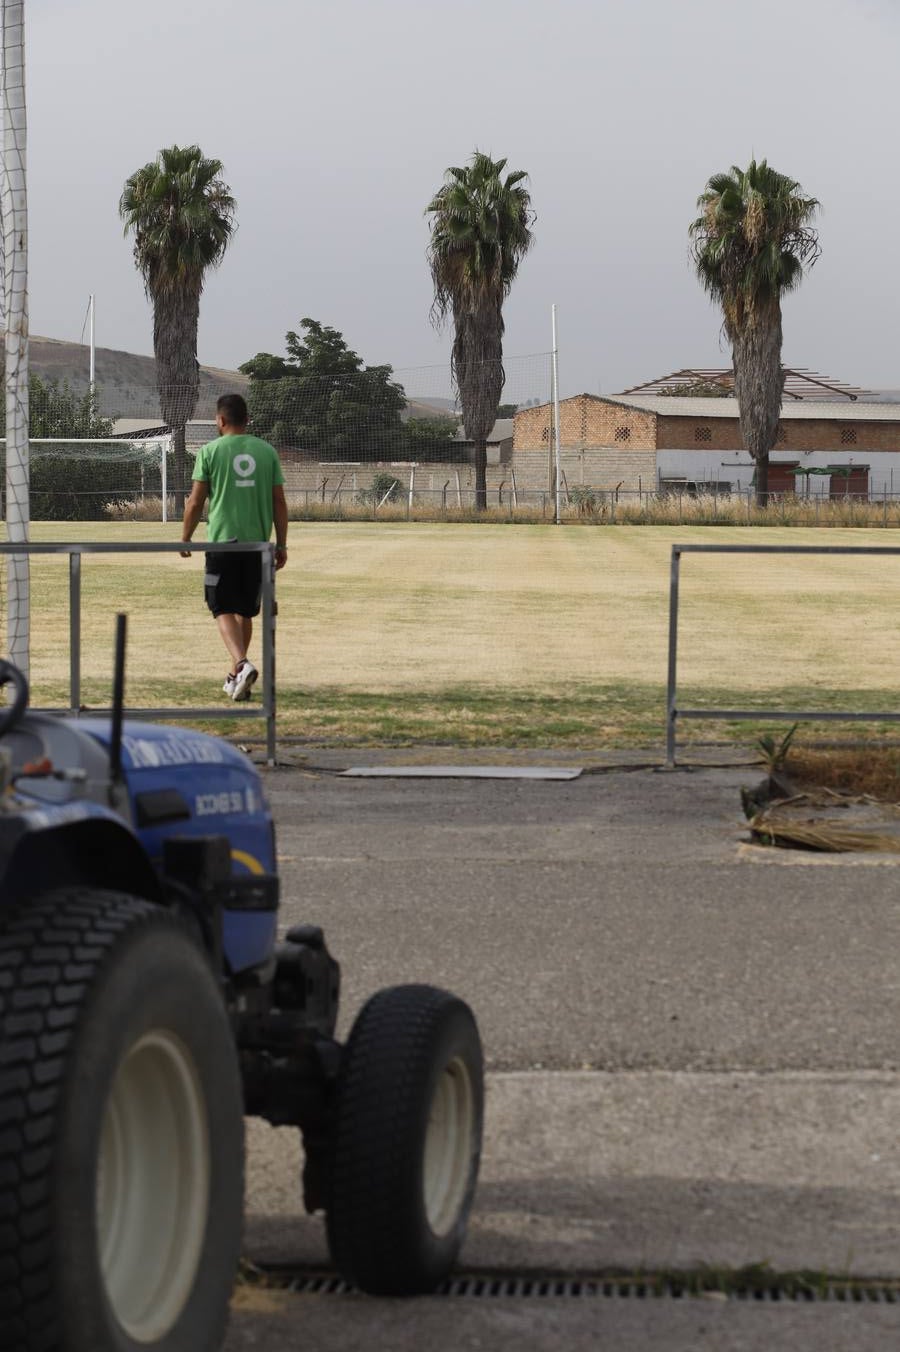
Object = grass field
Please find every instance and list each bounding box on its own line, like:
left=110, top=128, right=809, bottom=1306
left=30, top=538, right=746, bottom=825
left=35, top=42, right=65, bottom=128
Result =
left=4, top=520, right=900, bottom=748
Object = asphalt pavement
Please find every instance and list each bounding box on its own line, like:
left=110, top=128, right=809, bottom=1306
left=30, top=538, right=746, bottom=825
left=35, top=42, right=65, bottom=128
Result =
left=225, top=752, right=900, bottom=1350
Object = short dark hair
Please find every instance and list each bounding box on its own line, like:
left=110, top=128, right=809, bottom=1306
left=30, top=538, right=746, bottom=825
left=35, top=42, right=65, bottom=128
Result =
left=217, top=393, right=249, bottom=427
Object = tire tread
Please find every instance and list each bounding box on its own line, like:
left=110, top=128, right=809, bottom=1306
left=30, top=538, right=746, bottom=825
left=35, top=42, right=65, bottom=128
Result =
left=327, top=983, right=482, bottom=1295
left=0, top=887, right=156, bottom=1350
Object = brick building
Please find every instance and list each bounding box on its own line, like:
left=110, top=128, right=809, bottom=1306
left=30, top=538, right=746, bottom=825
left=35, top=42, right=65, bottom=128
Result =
left=512, top=393, right=900, bottom=498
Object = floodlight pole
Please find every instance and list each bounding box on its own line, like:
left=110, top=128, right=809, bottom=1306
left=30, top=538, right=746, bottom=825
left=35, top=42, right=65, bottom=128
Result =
left=551, top=304, right=562, bottom=526
left=2, top=0, right=29, bottom=673
left=88, top=292, right=95, bottom=399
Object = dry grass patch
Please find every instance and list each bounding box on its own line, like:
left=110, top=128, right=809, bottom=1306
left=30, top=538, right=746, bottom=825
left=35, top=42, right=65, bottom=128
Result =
left=785, top=747, right=900, bottom=803
left=285, top=494, right=900, bottom=529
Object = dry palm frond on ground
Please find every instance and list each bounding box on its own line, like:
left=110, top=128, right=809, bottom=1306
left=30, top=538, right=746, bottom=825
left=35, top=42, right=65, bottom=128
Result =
left=750, top=811, right=900, bottom=853
left=750, top=780, right=900, bottom=852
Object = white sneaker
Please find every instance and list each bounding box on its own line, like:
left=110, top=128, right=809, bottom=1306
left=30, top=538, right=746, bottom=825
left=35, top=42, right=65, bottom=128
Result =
left=232, top=660, right=258, bottom=702
left=223, top=673, right=237, bottom=697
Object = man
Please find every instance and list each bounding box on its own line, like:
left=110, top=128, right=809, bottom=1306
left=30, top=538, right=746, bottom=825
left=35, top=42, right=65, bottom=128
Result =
left=181, top=393, right=288, bottom=700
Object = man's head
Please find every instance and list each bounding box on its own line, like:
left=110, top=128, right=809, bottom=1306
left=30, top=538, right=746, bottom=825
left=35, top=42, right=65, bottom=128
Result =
left=216, top=392, right=249, bottom=434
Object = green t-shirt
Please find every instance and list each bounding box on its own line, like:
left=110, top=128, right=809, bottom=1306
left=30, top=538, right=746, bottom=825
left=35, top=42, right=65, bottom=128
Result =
left=193, top=434, right=285, bottom=543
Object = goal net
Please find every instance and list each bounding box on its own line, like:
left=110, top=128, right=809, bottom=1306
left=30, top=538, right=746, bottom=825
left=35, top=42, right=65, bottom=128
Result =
left=0, top=437, right=174, bottom=522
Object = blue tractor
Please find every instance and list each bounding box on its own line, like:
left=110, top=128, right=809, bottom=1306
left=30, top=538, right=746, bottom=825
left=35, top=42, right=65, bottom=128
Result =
left=0, top=621, right=484, bottom=1352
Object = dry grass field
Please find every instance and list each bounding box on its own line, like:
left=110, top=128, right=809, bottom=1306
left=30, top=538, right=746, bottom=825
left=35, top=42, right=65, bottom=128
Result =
left=3, top=520, right=900, bottom=747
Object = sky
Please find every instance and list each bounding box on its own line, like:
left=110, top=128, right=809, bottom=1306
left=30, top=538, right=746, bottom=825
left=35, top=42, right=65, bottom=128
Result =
left=25, top=0, right=900, bottom=402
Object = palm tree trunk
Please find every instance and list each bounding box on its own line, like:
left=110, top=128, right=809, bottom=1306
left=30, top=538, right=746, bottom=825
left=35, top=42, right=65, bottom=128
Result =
left=154, top=285, right=201, bottom=512
left=171, top=424, right=188, bottom=513
left=453, top=303, right=503, bottom=514
left=754, top=455, right=769, bottom=504
left=473, top=440, right=488, bottom=511
left=732, top=301, right=784, bottom=509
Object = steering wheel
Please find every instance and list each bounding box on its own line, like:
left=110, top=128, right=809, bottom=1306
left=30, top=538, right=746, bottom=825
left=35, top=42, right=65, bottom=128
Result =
left=0, top=659, right=29, bottom=736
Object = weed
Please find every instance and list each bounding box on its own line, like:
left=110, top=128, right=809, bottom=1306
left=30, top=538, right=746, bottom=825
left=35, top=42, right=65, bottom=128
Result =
left=756, top=723, right=799, bottom=773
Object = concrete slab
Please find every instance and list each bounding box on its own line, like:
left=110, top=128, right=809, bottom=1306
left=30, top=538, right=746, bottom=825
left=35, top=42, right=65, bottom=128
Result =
left=244, top=1070, right=900, bottom=1276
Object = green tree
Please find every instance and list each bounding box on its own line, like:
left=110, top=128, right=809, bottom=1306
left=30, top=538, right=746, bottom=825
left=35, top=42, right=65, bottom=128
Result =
left=426, top=152, right=534, bottom=509
left=240, top=319, right=407, bottom=458
left=689, top=159, right=819, bottom=505
left=25, top=376, right=113, bottom=438
left=402, top=416, right=459, bottom=461
left=119, top=144, right=235, bottom=505
left=657, top=379, right=733, bottom=398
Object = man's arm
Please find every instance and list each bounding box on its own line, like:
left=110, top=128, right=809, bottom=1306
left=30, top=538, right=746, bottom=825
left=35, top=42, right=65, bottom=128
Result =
left=180, top=480, right=209, bottom=556
left=272, top=485, right=288, bottom=570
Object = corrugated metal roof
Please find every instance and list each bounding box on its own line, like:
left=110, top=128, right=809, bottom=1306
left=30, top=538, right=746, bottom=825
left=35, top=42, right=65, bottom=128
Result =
left=620, top=367, right=878, bottom=401
left=604, top=395, right=900, bottom=422
left=111, top=417, right=167, bottom=437
left=454, top=418, right=514, bottom=443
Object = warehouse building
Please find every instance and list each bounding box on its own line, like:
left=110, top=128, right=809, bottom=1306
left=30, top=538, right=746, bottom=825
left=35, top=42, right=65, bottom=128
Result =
left=512, top=372, right=900, bottom=498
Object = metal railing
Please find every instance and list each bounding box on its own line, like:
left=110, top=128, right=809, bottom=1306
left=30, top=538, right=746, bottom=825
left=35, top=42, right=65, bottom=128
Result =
left=0, top=541, right=277, bottom=765
left=666, top=543, right=900, bottom=767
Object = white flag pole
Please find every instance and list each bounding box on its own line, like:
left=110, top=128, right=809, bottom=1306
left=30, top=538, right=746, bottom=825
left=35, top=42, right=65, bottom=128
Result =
left=551, top=304, right=562, bottom=526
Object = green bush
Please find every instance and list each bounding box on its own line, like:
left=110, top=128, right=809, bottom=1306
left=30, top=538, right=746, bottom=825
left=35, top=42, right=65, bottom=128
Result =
left=568, top=485, right=606, bottom=518
left=357, top=472, right=404, bottom=506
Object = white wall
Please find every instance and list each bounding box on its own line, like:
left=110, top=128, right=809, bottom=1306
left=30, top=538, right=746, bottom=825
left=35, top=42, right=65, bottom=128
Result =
left=657, top=448, right=900, bottom=495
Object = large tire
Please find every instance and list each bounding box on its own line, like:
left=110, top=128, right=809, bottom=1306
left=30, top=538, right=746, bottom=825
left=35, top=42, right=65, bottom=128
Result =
left=0, top=888, right=244, bottom=1352
left=326, top=984, right=483, bottom=1296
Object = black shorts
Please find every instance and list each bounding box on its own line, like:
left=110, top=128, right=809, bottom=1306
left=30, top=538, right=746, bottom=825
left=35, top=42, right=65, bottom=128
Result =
left=204, top=549, right=262, bottom=618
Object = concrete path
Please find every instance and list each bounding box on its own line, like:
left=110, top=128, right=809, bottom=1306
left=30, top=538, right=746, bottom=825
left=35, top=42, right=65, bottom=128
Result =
left=226, top=755, right=900, bottom=1349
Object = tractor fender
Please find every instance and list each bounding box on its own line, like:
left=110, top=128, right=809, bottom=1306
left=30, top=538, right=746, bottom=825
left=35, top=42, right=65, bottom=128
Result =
left=0, top=808, right=161, bottom=911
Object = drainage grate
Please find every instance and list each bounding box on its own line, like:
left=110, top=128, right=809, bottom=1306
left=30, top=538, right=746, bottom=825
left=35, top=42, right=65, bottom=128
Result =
left=264, top=1269, right=900, bottom=1304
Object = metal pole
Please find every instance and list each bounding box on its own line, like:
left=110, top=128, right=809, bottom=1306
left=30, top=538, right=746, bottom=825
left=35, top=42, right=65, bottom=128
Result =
left=261, top=545, right=277, bottom=766
left=551, top=304, right=562, bottom=526
left=161, top=434, right=169, bottom=523
left=88, top=292, right=95, bottom=399
left=69, top=551, right=81, bottom=714
left=665, top=546, right=681, bottom=768
left=109, top=612, right=126, bottom=787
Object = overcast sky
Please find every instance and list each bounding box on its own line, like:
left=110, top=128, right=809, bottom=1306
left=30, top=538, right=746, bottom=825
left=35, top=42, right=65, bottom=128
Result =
left=26, top=0, right=900, bottom=401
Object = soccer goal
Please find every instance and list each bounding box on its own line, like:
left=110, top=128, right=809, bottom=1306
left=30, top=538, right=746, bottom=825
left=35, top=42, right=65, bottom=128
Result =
left=0, top=436, right=176, bottom=523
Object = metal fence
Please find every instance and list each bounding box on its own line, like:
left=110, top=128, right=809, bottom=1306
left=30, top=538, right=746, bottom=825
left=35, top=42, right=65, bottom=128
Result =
left=0, top=541, right=278, bottom=764
left=14, top=475, right=900, bottom=524
left=666, top=543, right=900, bottom=766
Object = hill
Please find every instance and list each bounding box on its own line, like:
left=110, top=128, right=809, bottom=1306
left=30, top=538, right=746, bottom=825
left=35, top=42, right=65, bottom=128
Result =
left=5, top=335, right=248, bottom=418
left=14, top=336, right=457, bottom=421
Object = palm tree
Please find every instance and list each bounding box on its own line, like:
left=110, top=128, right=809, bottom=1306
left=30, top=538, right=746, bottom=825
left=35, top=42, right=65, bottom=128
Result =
left=689, top=159, right=819, bottom=506
left=426, top=152, right=534, bottom=510
left=120, top=145, right=236, bottom=506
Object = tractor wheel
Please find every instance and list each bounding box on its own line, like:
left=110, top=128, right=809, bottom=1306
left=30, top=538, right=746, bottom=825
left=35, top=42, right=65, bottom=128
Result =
left=0, top=887, right=244, bottom=1352
left=326, top=984, right=483, bottom=1295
